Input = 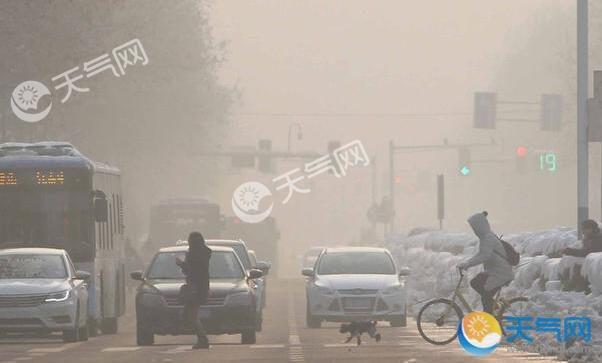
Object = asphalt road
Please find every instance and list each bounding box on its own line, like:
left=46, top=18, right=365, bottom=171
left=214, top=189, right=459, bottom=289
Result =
left=0, top=279, right=564, bottom=363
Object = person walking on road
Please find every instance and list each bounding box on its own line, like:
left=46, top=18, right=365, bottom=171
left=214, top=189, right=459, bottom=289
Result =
left=176, top=231, right=212, bottom=349
left=458, top=211, right=514, bottom=314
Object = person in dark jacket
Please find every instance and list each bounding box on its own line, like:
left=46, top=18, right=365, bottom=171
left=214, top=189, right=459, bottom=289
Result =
left=176, top=231, right=212, bottom=349
left=560, top=220, right=602, bottom=293
left=563, top=220, right=602, bottom=257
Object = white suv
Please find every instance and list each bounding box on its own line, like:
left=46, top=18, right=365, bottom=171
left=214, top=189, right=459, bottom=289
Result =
left=302, top=247, right=410, bottom=328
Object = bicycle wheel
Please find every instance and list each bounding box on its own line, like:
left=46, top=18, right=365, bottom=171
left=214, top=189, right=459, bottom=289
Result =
left=417, top=298, right=463, bottom=345
left=497, top=297, right=529, bottom=337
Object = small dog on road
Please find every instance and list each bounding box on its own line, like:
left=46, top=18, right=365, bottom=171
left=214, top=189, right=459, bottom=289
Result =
left=339, top=321, right=381, bottom=346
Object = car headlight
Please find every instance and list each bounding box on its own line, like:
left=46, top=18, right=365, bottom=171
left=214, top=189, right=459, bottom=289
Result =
left=45, top=290, right=71, bottom=303
left=381, top=284, right=403, bottom=295
left=226, top=292, right=253, bottom=306
left=140, top=284, right=160, bottom=294
left=313, top=282, right=334, bottom=295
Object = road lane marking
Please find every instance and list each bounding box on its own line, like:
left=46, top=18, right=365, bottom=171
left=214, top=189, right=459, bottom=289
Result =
left=101, top=347, right=141, bottom=352
left=14, top=358, right=32, bottom=361
left=287, top=289, right=305, bottom=363
left=250, top=344, right=285, bottom=349
left=161, top=345, right=191, bottom=354
left=27, top=347, right=69, bottom=353
left=323, top=343, right=357, bottom=348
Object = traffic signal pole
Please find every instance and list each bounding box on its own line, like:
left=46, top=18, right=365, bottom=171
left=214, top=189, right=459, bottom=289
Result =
left=577, top=0, right=589, bottom=235
left=389, top=140, right=395, bottom=234
left=387, top=139, right=495, bottom=235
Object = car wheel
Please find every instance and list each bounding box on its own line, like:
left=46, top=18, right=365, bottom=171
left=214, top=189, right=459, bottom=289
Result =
left=78, top=323, right=89, bottom=341
left=101, top=318, right=118, bottom=334
left=88, top=318, right=98, bottom=337
left=241, top=329, right=256, bottom=344
left=255, top=313, right=263, bottom=332
left=390, top=314, right=407, bottom=327
left=306, top=300, right=321, bottom=329
left=136, top=321, right=154, bottom=346
left=63, top=304, right=80, bottom=343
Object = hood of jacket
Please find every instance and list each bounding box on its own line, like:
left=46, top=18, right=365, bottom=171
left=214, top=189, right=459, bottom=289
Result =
left=468, top=213, right=492, bottom=239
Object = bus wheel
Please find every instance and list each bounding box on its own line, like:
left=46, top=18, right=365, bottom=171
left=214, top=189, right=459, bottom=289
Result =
left=101, top=318, right=118, bottom=334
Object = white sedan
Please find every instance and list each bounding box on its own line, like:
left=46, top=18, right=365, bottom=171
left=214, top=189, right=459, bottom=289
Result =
left=0, top=248, right=90, bottom=342
left=302, top=247, right=410, bottom=328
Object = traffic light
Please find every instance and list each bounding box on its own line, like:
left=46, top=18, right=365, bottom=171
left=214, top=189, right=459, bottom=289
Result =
left=541, top=94, right=562, bottom=131
left=473, top=92, right=497, bottom=129
left=516, top=146, right=528, bottom=174
left=457, top=147, right=471, bottom=176
left=258, top=139, right=272, bottom=173
left=539, top=151, right=558, bottom=173
left=328, top=140, right=341, bottom=174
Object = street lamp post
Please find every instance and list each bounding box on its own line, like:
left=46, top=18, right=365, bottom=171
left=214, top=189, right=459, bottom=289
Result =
left=577, top=0, right=588, bottom=235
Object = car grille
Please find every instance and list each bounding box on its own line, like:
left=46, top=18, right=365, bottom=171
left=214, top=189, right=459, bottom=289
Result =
left=337, top=289, right=378, bottom=295
left=164, top=296, right=225, bottom=307
left=341, top=297, right=376, bottom=312
left=0, top=318, right=43, bottom=326
left=0, top=294, right=47, bottom=308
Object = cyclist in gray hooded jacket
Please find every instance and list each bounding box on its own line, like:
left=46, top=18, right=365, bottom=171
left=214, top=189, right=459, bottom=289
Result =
left=458, top=211, right=514, bottom=313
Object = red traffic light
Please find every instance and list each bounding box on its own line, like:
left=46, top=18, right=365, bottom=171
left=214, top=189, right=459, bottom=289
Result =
left=394, top=175, right=402, bottom=184
left=516, top=146, right=528, bottom=158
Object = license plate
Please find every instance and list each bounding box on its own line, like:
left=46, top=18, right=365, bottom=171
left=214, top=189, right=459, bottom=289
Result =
left=198, top=308, right=211, bottom=319
left=343, top=298, right=372, bottom=309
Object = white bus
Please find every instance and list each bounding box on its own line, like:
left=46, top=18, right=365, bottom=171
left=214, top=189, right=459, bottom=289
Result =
left=0, top=142, right=126, bottom=335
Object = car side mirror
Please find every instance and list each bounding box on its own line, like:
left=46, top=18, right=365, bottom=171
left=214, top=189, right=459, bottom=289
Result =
left=398, top=267, right=411, bottom=277
left=256, top=261, right=271, bottom=274
left=248, top=269, right=263, bottom=279
left=301, top=268, right=315, bottom=277
left=93, top=191, right=108, bottom=222
left=74, top=270, right=91, bottom=281
left=130, top=271, right=144, bottom=281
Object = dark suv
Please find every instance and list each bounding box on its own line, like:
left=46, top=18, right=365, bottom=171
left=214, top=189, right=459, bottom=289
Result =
left=131, top=245, right=262, bottom=345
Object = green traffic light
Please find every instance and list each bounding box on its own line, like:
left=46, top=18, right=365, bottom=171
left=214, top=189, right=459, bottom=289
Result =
left=459, top=166, right=471, bottom=176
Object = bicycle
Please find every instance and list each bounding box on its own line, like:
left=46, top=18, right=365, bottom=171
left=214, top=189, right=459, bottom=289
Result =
left=416, top=268, right=529, bottom=345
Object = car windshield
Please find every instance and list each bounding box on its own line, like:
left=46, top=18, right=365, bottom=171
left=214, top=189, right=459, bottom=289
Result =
left=147, top=250, right=244, bottom=279
left=0, top=254, right=67, bottom=279
left=208, top=243, right=252, bottom=270
left=317, top=251, right=395, bottom=275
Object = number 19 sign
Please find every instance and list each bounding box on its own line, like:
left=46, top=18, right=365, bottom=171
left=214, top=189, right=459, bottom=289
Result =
left=539, top=152, right=557, bottom=172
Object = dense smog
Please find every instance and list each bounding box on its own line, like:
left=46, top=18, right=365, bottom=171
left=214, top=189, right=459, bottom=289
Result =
left=0, top=1, right=602, bottom=362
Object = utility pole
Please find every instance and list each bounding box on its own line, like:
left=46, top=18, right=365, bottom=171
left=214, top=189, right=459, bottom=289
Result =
left=371, top=155, right=377, bottom=204
left=577, top=0, right=588, bottom=235
left=388, top=140, right=395, bottom=234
